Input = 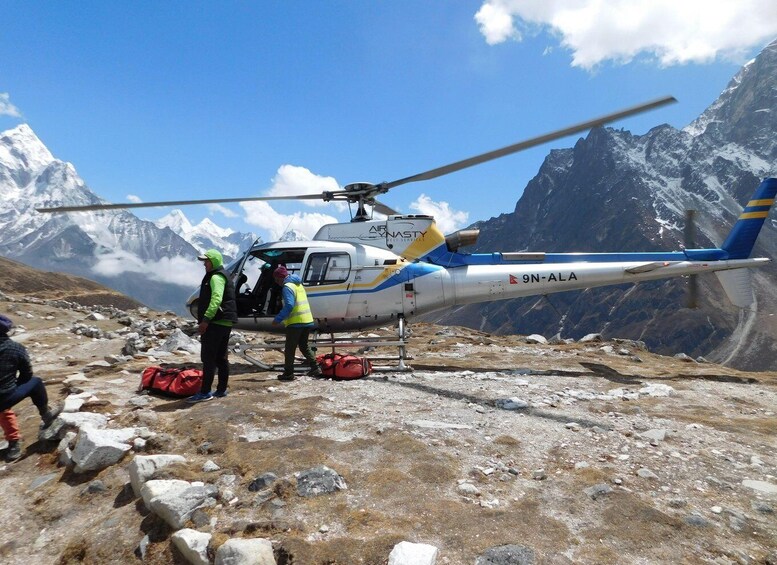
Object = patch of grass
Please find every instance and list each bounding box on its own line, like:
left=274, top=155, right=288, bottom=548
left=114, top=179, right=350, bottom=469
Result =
left=57, top=537, right=88, bottom=564
left=492, top=434, right=522, bottom=447
left=277, top=534, right=402, bottom=565
left=409, top=460, right=457, bottom=485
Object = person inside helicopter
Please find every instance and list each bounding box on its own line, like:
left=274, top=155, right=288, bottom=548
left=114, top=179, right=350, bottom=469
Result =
left=255, top=261, right=277, bottom=315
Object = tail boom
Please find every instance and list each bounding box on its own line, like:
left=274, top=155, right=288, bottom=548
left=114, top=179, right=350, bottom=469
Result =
left=438, top=258, right=769, bottom=308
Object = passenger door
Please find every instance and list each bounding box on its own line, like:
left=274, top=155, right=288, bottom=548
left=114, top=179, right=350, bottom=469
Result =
left=302, top=251, right=353, bottom=321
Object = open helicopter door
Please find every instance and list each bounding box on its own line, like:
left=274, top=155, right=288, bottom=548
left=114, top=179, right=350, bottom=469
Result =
left=230, top=239, right=260, bottom=292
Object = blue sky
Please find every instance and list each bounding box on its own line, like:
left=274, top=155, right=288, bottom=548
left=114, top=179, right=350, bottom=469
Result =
left=2, top=1, right=776, bottom=240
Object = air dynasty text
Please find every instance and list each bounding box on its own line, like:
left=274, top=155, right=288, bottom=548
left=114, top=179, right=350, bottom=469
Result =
left=369, top=225, right=428, bottom=241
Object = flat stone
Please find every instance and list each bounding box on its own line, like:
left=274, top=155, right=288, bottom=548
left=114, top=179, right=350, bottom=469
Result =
left=248, top=472, right=278, bottom=492
left=458, top=482, right=481, bottom=496
left=171, top=529, right=211, bottom=565
left=584, top=483, right=613, bottom=500
left=71, top=427, right=136, bottom=472
left=407, top=419, right=473, bottom=430
left=214, top=538, right=275, bottom=565
left=476, top=544, right=536, bottom=564
left=129, top=454, right=188, bottom=497
left=28, top=472, right=59, bottom=491
left=39, top=412, right=110, bottom=441
left=140, top=479, right=192, bottom=508
left=296, top=465, right=347, bottom=497
left=389, top=541, right=439, bottom=565
left=524, top=334, right=547, bottom=345
left=202, top=460, right=220, bottom=472
left=742, top=479, right=777, bottom=494
left=148, top=484, right=218, bottom=529
left=639, top=429, right=669, bottom=442
left=637, top=468, right=659, bottom=480
left=494, top=398, right=529, bottom=410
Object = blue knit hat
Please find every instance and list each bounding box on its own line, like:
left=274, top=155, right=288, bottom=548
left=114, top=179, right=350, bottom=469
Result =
left=0, top=315, right=12, bottom=335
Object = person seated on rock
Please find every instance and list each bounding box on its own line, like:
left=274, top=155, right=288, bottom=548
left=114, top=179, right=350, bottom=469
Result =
left=0, top=409, right=21, bottom=462
left=0, top=314, right=59, bottom=459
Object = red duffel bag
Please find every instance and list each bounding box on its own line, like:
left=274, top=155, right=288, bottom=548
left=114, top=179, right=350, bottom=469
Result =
left=316, top=353, right=372, bottom=380
left=139, top=366, right=203, bottom=397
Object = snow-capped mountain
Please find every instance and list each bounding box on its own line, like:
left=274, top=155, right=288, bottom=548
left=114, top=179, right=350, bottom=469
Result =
left=278, top=229, right=309, bottom=242
left=425, top=38, right=777, bottom=370
left=155, top=209, right=259, bottom=263
left=0, top=125, right=201, bottom=313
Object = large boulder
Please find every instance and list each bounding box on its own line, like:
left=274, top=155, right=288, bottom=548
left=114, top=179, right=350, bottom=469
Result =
left=71, top=427, right=137, bottom=473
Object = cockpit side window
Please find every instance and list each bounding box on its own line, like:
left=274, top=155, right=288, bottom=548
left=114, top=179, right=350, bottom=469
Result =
left=253, top=249, right=307, bottom=276
left=303, top=252, right=351, bottom=285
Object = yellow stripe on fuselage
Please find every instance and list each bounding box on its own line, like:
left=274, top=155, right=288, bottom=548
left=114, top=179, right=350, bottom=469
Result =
left=747, top=199, right=774, bottom=207
left=400, top=223, right=447, bottom=260
left=305, top=262, right=407, bottom=295
left=740, top=211, right=769, bottom=219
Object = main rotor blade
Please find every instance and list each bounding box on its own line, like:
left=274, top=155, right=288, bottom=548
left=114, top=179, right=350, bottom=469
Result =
left=381, top=96, right=677, bottom=190
left=371, top=199, right=400, bottom=216
left=36, top=193, right=327, bottom=213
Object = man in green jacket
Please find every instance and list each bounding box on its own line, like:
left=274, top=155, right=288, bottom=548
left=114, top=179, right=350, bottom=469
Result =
left=188, top=249, right=238, bottom=403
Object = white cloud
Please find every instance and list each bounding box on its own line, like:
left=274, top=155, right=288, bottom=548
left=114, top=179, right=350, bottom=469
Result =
left=409, top=194, right=469, bottom=234
left=267, top=164, right=346, bottom=210
left=240, top=200, right=338, bottom=241
left=475, top=0, right=777, bottom=68
left=91, top=249, right=201, bottom=287
left=126, top=194, right=142, bottom=203
left=0, top=93, right=22, bottom=117
left=207, top=203, right=238, bottom=218
left=475, top=1, right=521, bottom=45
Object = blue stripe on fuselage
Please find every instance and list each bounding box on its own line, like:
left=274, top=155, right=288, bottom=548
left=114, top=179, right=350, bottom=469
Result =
left=421, top=244, right=725, bottom=267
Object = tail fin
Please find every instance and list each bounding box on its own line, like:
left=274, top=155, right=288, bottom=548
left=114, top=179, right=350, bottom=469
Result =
left=721, top=178, right=777, bottom=259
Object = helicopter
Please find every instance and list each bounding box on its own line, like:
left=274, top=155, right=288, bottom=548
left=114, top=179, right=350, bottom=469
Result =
left=38, top=96, right=775, bottom=349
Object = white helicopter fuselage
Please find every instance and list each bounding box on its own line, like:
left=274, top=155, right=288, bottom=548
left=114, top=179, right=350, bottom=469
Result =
left=193, top=198, right=771, bottom=334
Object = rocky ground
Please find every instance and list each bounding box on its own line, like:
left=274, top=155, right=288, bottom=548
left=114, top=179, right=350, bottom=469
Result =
left=0, top=289, right=775, bottom=565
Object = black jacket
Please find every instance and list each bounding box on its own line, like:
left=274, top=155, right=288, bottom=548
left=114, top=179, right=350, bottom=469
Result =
left=197, top=268, right=238, bottom=324
left=0, top=336, right=32, bottom=396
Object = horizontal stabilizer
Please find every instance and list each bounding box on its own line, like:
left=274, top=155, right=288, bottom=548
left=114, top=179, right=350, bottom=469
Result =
left=715, top=269, right=754, bottom=308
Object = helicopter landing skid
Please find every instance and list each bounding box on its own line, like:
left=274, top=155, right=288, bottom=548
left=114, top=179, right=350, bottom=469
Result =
left=233, top=317, right=413, bottom=373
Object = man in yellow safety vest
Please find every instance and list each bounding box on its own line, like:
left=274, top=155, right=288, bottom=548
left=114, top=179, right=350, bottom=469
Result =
left=271, top=266, right=323, bottom=381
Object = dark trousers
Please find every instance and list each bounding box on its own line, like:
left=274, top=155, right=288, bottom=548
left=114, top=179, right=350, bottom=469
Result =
left=0, top=377, right=48, bottom=415
left=200, top=324, right=232, bottom=394
left=283, top=326, right=317, bottom=375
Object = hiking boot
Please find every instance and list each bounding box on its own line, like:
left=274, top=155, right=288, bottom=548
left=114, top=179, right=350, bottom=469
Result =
left=40, top=406, right=61, bottom=429
left=213, top=390, right=228, bottom=398
left=277, top=374, right=296, bottom=382
left=307, top=366, right=324, bottom=378
left=186, top=392, right=214, bottom=403
left=4, top=440, right=21, bottom=462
